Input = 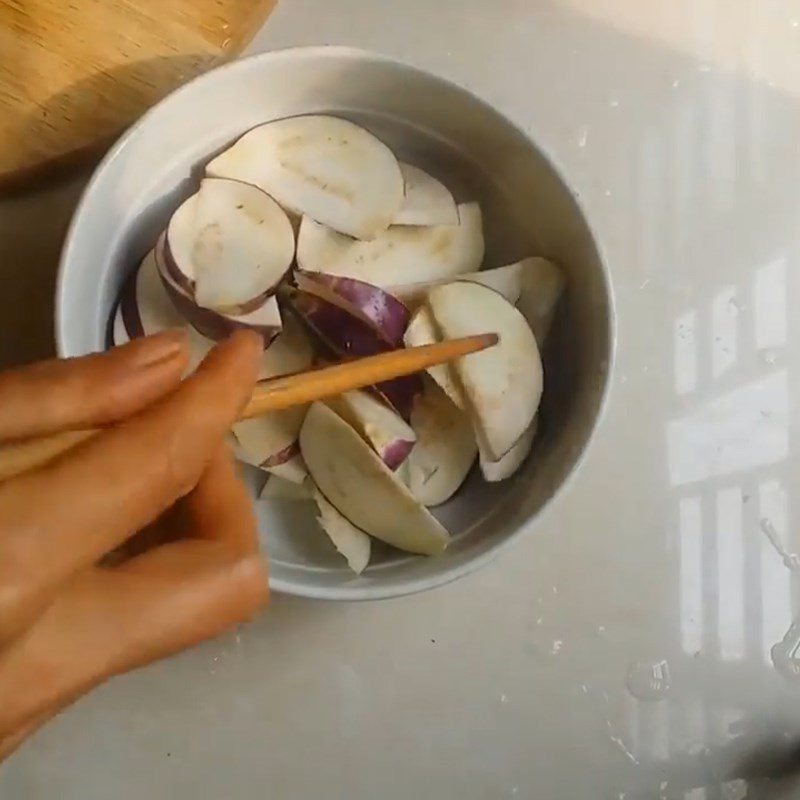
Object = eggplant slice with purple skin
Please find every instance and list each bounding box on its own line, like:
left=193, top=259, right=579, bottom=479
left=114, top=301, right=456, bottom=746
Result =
left=325, top=390, right=416, bottom=471
left=230, top=315, right=314, bottom=470
left=294, top=270, right=410, bottom=348
left=165, top=177, right=295, bottom=312
left=155, top=232, right=282, bottom=344
left=288, top=289, right=422, bottom=421
left=299, top=402, right=450, bottom=556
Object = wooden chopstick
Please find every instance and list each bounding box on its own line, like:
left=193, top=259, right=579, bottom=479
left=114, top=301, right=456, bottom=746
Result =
left=0, top=333, right=497, bottom=481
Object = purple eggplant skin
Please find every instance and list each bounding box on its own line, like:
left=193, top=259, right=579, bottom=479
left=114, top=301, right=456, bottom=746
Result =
left=163, top=228, right=286, bottom=316
left=155, top=234, right=281, bottom=345
left=295, top=271, right=410, bottom=347
left=261, top=440, right=301, bottom=469
left=158, top=267, right=280, bottom=345
left=288, top=290, right=422, bottom=420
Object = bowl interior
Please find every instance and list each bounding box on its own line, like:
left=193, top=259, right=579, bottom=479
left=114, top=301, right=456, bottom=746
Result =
left=58, top=47, right=612, bottom=599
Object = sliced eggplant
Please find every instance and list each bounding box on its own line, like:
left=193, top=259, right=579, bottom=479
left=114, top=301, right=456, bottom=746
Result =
left=230, top=316, right=314, bottom=468
left=289, top=290, right=422, bottom=420
left=165, top=177, right=294, bottom=312
left=403, top=306, right=465, bottom=409
left=155, top=233, right=282, bottom=343
left=232, top=418, right=304, bottom=469
left=119, top=249, right=214, bottom=372
left=393, top=163, right=459, bottom=226
left=206, top=115, right=403, bottom=240
left=389, top=260, right=526, bottom=310
left=296, top=202, right=484, bottom=287
left=265, top=454, right=309, bottom=484
left=299, top=402, right=450, bottom=555
left=311, top=485, right=371, bottom=574
left=479, top=418, right=537, bottom=482
left=427, top=281, right=543, bottom=460
left=325, top=390, right=416, bottom=470
left=295, top=271, right=409, bottom=347
left=516, top=257, right=566, bottom=343
left=406, top=380, right=477, bottom=506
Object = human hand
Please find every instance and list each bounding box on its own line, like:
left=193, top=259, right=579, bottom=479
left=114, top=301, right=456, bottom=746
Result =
left=0, top=330, right=269, bottom=759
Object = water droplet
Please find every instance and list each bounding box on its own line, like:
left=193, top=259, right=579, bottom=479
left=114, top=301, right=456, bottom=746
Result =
left=672, top=79, right=680, bottom=88
left=577, top=126, right=589, bottom=148
left=551, top=639, right=563, bottom=655
left=500, top=693, right=508, bottom=703
left=609, top=99, right=620, bottom=108
left=626, top=659, right=671, bottom=701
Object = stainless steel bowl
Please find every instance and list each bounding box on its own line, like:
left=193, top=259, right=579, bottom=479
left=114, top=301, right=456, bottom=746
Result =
left=57, top=46, right=614, bottom=600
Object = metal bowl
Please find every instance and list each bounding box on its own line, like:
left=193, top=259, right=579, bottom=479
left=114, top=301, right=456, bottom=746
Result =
left=57, top=46, right=614, bottom=600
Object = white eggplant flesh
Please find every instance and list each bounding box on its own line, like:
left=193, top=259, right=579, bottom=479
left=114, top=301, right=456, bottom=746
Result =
left=403, top=307, right=466, bottom=409
left=406, top=380, right=477, bottom=506
left=516, top=257, right=566, bottom=343
left=206, top=115, right=403, bottom=240
left=325, top=390, right=416, bottom=470
left=299, top=402, right=450, bottom=555
left=297, top=202, right=484, bottom=287
left=389, top=260, right=524, bottom=310
left=393, top=163, right=458, bottom=226
left=311, top=485, right=371, bottom=574
left=427, top=281, right=543, bottom=460
left=166, top=177, right=294, bottom=311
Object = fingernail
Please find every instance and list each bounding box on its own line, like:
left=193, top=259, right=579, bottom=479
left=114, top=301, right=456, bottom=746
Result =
left=132, top=329, right=188, bottom=367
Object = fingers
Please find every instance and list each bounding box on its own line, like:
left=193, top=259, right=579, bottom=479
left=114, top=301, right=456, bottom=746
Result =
left=0, top=330, right=188, bottom=442
left=0, top=706, right=56, bottom=762
left=179, top=446, right=260, bottom=551
left=0, top=542, right=267, bottom=737
left=0, top=331, right=262, bottom=642
left=101, top=447, right=259, bottom=563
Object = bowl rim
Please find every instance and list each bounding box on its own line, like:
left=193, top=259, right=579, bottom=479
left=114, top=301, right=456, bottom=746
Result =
left=55, top=44, right=617, bottom=601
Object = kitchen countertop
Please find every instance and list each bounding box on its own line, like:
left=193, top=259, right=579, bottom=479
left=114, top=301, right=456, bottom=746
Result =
left=3, top=1, right=800, bottom=797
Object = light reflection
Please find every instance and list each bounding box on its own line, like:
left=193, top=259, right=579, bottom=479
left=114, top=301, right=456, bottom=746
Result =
left=667, top=370, right=788, bottom=485
left=754, top=257, right=787, bottom=351
left=680, top=495, right=703, bottom=654
left=711, top=286, right=737, bottom=378
left=706, top=80, right=738, bottom=207
left=674, top=310, right=698, bottom=395
left=716, top=486, right=744, bottom=661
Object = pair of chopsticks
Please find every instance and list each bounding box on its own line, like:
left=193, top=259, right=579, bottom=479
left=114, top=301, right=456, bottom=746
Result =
left=0, top=334, right=497, bottom=482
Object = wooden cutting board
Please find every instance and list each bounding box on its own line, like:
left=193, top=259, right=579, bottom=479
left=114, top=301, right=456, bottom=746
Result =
left=0, top=0, right=277, bottom=190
